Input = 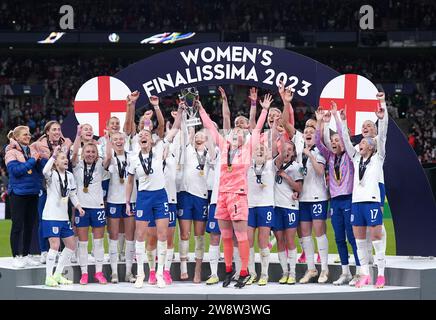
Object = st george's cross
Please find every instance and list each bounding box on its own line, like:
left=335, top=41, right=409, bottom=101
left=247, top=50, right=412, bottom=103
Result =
left=319, top=74, right=380, bottom=136
left=73, top=76, right=131, bottom=136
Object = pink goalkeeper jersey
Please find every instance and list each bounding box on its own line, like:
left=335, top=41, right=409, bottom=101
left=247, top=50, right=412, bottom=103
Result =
left=199, top=108, right=267, bottom=195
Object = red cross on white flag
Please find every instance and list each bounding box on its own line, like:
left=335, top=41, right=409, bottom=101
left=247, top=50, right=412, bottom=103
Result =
left=74, top=76, right=131, bottom=136
left=319, top=74, right=380, bottom=136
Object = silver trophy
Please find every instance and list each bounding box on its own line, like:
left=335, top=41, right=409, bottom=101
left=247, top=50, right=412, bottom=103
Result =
left=179, top=87, right=202, bottom=127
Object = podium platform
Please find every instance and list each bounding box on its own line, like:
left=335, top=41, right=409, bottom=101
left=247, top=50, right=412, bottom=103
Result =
left=1, top=254, right=435, bottom=300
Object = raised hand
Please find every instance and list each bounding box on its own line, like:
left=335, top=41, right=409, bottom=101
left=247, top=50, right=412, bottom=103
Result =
left=292, top=192, right=299, bottom=201
left=104, top=129, right=110, bottom=142
left=76, top=125, right=82, bottom=137
left=376, top=92, right=385, bottom=103
left=260, top=93, right=273, bottom=110
left=218, top=86, right=227, bottom=101
left=53, top=145, right=61, bottom=157
left=323, top=109, right=332, bottom=123
left=144, top=109, right=154, bottom=119
left=248, top=87, right=258, bottom=103
left=375, top=104, right=385, bottom=119
left=127, top=90, right=140, bottom=103
left=278, top=81, right=293, bottom=103
left=149, top=95, right=159, bottom=107
left=339, top=108, right=346, bottom=121
left=315, top=107, right=324, bottom=122
left=330, top=100, right=338, bottom=116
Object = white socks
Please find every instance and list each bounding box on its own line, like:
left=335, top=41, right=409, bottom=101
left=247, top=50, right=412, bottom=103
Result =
left=118, top=233, right=125, bottom=254
left=54, top=247, right=74, bottom=276
left=194, top=235, right=205, bottom=260
left=125, top=240, right=135, bottom=274
left=157, top=240, right=167, bottom=275
left=316, top=234, right=329, bottom=271
left=278, top=250, right=288, bottom=275
left=165, top=248, right=174, bottom=271
left=233, top=246, right=241, bottom=275
left=372, top=240, right=386, bottom=277
left=135, top=241, right=146, bottom=277
left=208, top=245, right=220, bottom=276
left=366, top=228, right=373, bottom=259
left=179, top=239, right=189, bottom=274
left=356, top=239, right=369, bottom=275
left=79, top=241, right=88, bottom=274
left=109, top=239, right=118, bottom=275
left=248, top=247, right=256, bottom=275
left=147, top=248, right=156, bottom=271
left=342, top=264, right=351, bottom=275
left=93, top=238, right=104, bottom=273
left=260, top=247, right=271, bottom=277
left=287, top=248, right=297, bottom=277
left=301, top=236, right=315, bottom=270
left=381, top=224, right=387, bottom=252
left=46, top=249, right=57, bottom=277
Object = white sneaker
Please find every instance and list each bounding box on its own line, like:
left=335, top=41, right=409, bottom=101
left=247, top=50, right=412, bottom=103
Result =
left=333, top=273, right=352, bottom=286
left=40, top=251, right=48, bottom=264
left=25, top=255, right=41, bottom=266
left=349, top=274, right=360, bottom=286
left=111, top=273, right=119, bottom=283
left=156, top=273, right=166, bottom=288
left=125, top=272, right=136, bottom=283
left=134, top=275, right=145, bottom=288
left=318, top=270, right=329, bottom=283
left=12, top=256, right=26, bottom=268
left=299, top=269, right=318, bottom=284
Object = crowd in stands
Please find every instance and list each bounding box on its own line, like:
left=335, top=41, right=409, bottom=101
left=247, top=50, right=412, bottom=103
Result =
left=0, top=52, right=435, bottom=197
left=0, top=0, right=435, bottom=32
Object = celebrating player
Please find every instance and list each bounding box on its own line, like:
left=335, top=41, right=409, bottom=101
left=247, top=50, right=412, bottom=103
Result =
left=41, top=146, right=84, bottom=286
left=341, top=93, right=389, bottom=288
left=198, top=93, right=271, bottom=288
left=71, top=125, right=108, bottom=285
left=125, top=101, right=182, bottom=289
left=315, top=103, right=361, bottom=286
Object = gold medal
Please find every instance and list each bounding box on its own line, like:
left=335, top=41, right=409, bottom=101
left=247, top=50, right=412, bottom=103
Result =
left=199, top=170, right=204, bottom=176
left=61, top=197, right=68, bottom=203
left=120, top=178, right=124, bottom=184
left=83, top=187, right=89, bottom=193
left=227, top=166, right=233, bottom=172
left=27, top=169, right=32, bottom=174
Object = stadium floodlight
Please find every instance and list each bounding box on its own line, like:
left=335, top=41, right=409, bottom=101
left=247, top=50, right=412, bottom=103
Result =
left=108, top=33, right=120, bottom=43
left=140, top=32, right=195, bottom=44
left=37, top=32, right=65, bottom=44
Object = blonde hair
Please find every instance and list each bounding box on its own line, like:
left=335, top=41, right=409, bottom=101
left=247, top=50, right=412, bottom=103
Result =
left=81, top=142, right=99, bottom=158
left=8, top=126, right=30, bottom=141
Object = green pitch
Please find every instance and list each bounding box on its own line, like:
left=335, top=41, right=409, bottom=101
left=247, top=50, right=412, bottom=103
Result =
left=0, top=201, right=396, bottom=257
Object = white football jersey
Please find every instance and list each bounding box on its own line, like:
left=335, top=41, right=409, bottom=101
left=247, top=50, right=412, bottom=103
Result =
left=42, top=168, right=77, bottom=221
left=299, top=146, right=329, bottom=202
left=292, top=130, right=305, bottom=164
left=247, top=159, right=276, bottom=207
left=164, top=145, right=177, bottom=204
left=73, top=158, right=105, bottom=209
left=354, top=137, right=385, bottom=184
left=128, top=139, right=167, bottom=191
left=351, top=153, right=382, bottom=203
left=107, top=152, right=137, bottom=204
left=210, top=150, right=221, bottom=205
left=182, top=144, right=210, bottom=199
left=274, top=161, right=303, bottom=209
